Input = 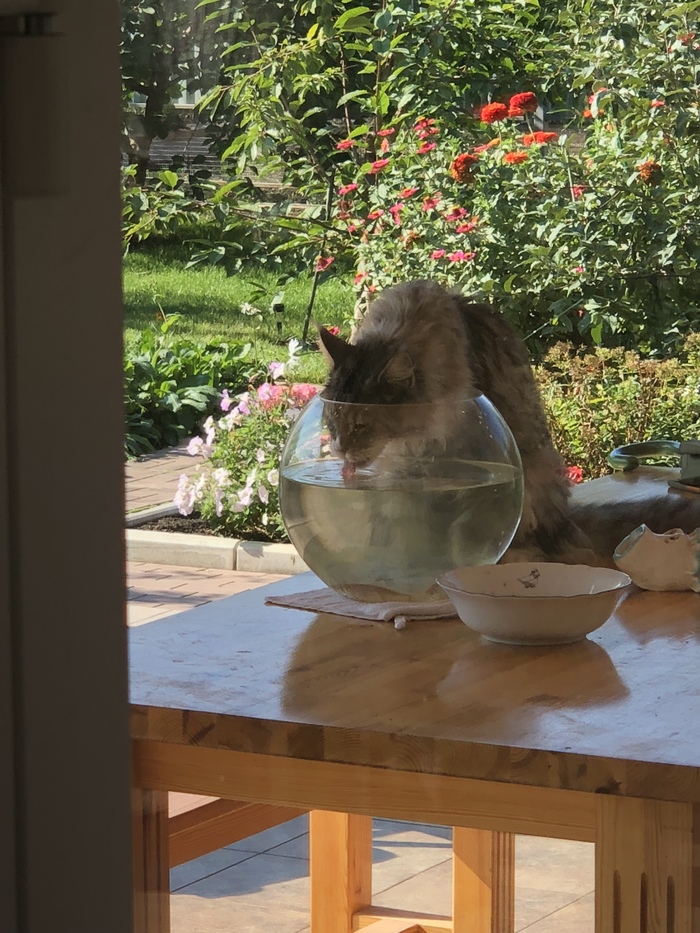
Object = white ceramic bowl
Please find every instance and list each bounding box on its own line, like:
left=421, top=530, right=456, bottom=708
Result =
left=437, top=563, right=631, bottom=645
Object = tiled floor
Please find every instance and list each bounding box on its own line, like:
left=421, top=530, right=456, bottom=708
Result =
left=168, top=813, right=594, bottom=933
left=125, top=442, right=195, bottom=512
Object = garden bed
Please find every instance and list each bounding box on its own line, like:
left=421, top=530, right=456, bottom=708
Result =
left=135, top=512, right=285, bottom=544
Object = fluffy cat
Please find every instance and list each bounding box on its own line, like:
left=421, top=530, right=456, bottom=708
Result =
left=318, top=279, right=598, bottom=564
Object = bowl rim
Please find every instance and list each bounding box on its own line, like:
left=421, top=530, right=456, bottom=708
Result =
left=437, top=563, right=632, bottom=600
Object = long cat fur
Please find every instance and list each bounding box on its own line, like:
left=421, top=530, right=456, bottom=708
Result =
left=319, top=279, right=599, bottom=564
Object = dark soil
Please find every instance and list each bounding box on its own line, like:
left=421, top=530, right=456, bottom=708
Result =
left=135, top=513, right=285, bottom=543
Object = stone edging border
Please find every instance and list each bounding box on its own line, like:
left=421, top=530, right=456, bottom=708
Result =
left=125, top=505, right=309, bottom=575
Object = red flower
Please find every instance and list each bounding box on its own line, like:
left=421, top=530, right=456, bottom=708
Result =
left=504, top=151, right=528, bottom=164
left=449, top=153, right=479, bottom=183
left=388, top=202, right=404, bottom=226
left=354, top=272, right=367, bottom=286
left=472, top=138, right=501, bottom=153
left=417, top=126, right=440, bottom=139
left=480, top=102, right=509, bottom=123
left=416, top=142, right=437, bottom=154
left=508, top=92, right=538, bottom=115
left=400, top=186, right=419, bottom=198
left=325, top=326, right=340, bottom=336
left=315, top=255, right=335, bottom=272
left=448, top=250, right=476, bottom=262
left=565, top=465, right=584, bottom=485
left=414, top=117, right=437, bottom=131
left=377, top=127, right=396, bottom=137
left=583, top=109, right=593, bottom=119
left=421, top=193, right=442, bottom=211
left=379, top=137, right=391, bottom=154
left=679, top=32, right=695, bottom=45
left=336, top=139, right=355, bottom=150
left=368, top=158, right=390, bottom=174
left=367, top=209, right=384, bottom=221
left=431, top=249, right=446, bottom=259
left=444, top=206, right=468, bottom=222
left=455, top=221, right=477, bottom=234
left=650, top=100, right=666, bottom=108
left=338, top=183, right=358, bottom=196
left=522, top=131, right=559, bottom=146
left=571, top=184, right=586, bottom=198
left=588, top=88, right=609, bottom=104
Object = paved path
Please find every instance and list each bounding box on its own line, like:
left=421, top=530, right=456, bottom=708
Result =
left=125, top=443, right=195, bottom=513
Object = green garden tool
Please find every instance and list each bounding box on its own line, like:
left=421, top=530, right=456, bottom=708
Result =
left=608, top=439, right=700, bottom=490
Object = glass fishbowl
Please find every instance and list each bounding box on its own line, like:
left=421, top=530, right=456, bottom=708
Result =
left=279, top=394, right=524, bottom=602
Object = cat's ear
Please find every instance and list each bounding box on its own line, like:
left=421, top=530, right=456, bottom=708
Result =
left=317, top=326, right=353, bottom=368
left=383, top=351, right=415, bottom=387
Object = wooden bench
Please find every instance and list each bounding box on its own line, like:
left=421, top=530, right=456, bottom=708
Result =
left=168, top=793, right=306, bottom=868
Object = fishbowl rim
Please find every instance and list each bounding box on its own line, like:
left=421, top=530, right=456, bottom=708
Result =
left=317, top=390, right=488, bottom=411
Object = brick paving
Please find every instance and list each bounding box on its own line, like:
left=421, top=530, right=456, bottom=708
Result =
left=125, top=443, right=197, bottom=513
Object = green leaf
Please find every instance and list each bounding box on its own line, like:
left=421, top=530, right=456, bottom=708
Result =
left=158, top=170, right=179, bottom=189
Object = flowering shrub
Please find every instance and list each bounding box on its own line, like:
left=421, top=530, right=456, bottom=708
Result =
left=174, top=342, right=318, bottom=540
left=323, top=70, right=700, bottom=352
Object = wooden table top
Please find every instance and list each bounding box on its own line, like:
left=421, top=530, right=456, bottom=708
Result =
left=130, top=562, right=700, bottom=804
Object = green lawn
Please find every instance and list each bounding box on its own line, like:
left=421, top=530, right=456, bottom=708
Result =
left=123, top=246, right=355, bottom=384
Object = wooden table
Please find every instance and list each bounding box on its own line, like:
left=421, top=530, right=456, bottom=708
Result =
left=131, top=561, right=700, bottom=933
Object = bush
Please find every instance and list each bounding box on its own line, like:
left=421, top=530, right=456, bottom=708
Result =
left=323, top=78, right=700, bottom=354
left=537, top=336, right=700, bottom=480
left=124, top=314, right=254, bottom=457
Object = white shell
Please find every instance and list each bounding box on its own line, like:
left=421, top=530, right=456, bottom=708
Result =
left=613, top=524, right=700, bottom=592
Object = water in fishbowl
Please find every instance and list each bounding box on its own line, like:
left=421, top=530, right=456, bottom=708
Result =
left=280, top=458, right=523, bottom=602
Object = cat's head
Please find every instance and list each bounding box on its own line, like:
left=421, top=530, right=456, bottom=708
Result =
left=317, top=327, right=425, bottom=470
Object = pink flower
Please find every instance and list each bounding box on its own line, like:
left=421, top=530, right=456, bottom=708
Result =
left=388, top=202, right=404, bottom=225
left=268, top=360, right=286, bottom=380
left=431, top=249, right=446, bottom=259
left=338, top=183, right=358, bottom=195
left=379, top=137, right=391, bottom=154
left=444, top=206, right=468, bottom=222
left=574, top=265, right=584, bottom=274
left=290, top=383, right=318, bottom=406
left=336, top=139, right=355, bottom=150
left=455, top=221, right=477, bottom=234
left=325, top=325, right=340, bottom=336
left=572, top=184, right=586, bottom=198
left=565, top=465, right=584, bottom=485
left=400, top=187, right=419, bottom=198
left=315, top=255, right=335, bottom=273
left=416, top=142, right=437, bottom=154
left=367, top=209, right=384, bottom=221
left=448, top=250, right=476, bottom=262
left=256, top=383, right=286, bottom=410
left=368, top=158, right=390, bottom=174
left=220, top=389, right=233, bottom=412
left=422, top=193, right=442, bottom=211
left=651, top=100, right=666, bottom=108
left=377, top=127, right=396, bottom=137
left=354, top=272, right=367, bottom=286
left=347, top=222, right=359, bottom=233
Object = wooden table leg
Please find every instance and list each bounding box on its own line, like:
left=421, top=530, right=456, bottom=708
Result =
left=133, top=787, right=170, bottom=933
left=310, top=810, right=372, bottom=933
left=596, top=796, right=692, bottom=932
left=453, top=828, right=515, bottom=933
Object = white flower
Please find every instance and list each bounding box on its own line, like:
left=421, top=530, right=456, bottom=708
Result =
left=258, top=484, right=269, bottom=504
left=269, top=360, right=286, bottom=380
left=246, top=469, right=257, bottom=488
left=267, top=469, right=279, bottom=487
left=238, top=486, right=254, bottom=506
left=286, top=338, right=301, bottom=372
left=214, top=487, right=225, bottom=517
left=240, top=302, right=262, bottom=316
left=203, top=416, right=216, bottom=448
left=256, top=448, right=266, bottom=464
left=187, top=437, right=204, bottom=456
left=174, top=474, right=196, bottom=515
left=262, top=512, right=269, bottom=526
left=212, top=468, right=230, bottom=486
